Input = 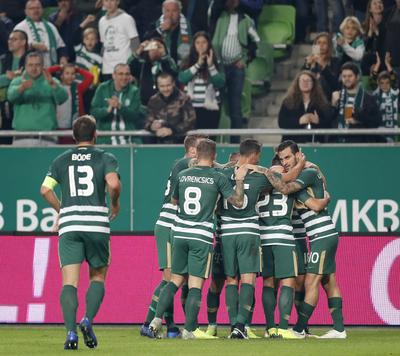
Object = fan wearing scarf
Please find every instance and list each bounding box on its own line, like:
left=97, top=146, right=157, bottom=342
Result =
left=145, top=0, right=192, bottom=66
left=332, top=61, right=381, bottom=142
left=14, top=0, right=68, bottom=67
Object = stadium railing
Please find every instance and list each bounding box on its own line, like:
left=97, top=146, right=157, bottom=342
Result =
left=0, top=128, right=399, bottom=145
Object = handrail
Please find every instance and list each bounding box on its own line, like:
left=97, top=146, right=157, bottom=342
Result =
left=0, top=128, right=400, bottom=137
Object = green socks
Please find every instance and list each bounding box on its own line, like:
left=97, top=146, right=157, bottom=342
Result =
left=293, top=302, right=315, bottom=332
left=207, top=289, right=220, bottom=325
left=181, top=284, right=189, bottom=314
left=85, top=281, right=105, bottom=323
left=246, top=294, right=255, bottom=326
left=164, top=299, right=175, bottom=328
left=278, top=286, right=294, bottom=329
left=145, top=280, right=168, bottom=324
left=155, top=282, right=178, bottom=319
left=60, top=285, right=78, bottom=332
left=225, top=284, right=239, bottom=326
left=184, top=288, right=202, bottom=332
left=294, top=291, right=305, bottom=316
left=237, top=283, right=254, bottom=325
left=328, top=297, right=345, bottom=332
left=262, top=286, right=276, bottom=329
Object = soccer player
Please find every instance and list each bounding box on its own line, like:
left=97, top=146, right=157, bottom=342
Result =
left=148, top=139, right=247, bottom=339
left=275, top=141, right=346, bottom=339
left=257, top=160, right=329, bottom=340
left=40, top=115, right=121, bottom=350
left=140, top=134, right=207, bottom=338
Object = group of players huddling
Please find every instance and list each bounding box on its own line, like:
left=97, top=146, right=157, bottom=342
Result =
left=141, top=134, right=346, bottom=340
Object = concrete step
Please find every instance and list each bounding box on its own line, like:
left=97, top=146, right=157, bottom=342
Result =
left=252, top=95, right=275, bottom=116
left=291, top=44, right=313, bottom=58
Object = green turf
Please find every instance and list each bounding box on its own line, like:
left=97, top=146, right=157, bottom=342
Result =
left=0, top=326, right=399, bottom=356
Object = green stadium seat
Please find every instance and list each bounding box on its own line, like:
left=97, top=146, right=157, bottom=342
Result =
left=257, top=5, right=296, bottom=59
left=42, top=6, right=58, bottom=20
left=361, top=75, right=372, bottom=92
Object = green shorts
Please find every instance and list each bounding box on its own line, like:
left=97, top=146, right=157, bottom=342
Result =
left=211, top=240, right=226, bottom=279
left=307, top=235, right=338, bottom=275
left=221, top=235, right=261, bottom=277
left=58, top=231, right=110, bottom=269
left=295, top=239, right=308, bottom=275
left=261, top=244, right=298, bottom=279
left=154, top=224, right=172, bottom=270
left=171, top=237, right=213, bottom=278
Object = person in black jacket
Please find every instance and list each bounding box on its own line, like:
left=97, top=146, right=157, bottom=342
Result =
left=331, top=61, right=382, bottom=142
left=278, top=70, right=335, bottom=143
left=303, top=32, right=341, bottom=101
left=0, top=30, right=28, bottom=144
left=129, top=37, right=178, bottom=105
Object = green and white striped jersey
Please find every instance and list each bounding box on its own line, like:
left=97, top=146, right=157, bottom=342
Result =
left=217, top=168, right=272, bottom=238
left=156, top=156, right=192, bottom=229
left=295, top=168, right=338, bottom=242
left=292, top=210, right=307, bottom=241
left=45, top=146, right=119, bottom=236
left=258, top=190, right=296, bottom=247
left=172, top=166, right=235, bottom=245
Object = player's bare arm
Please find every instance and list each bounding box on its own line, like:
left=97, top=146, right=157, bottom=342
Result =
left=227, top=165, right=248, bottom=208
left=304, top=194, right=330, bottom=212
left=40, top=184, right=61, bottom=213
left=106, top=172, right=121, bottom=221
left=281, top=152, right=306, bottom=182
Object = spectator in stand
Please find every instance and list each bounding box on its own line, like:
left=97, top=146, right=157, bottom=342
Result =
left=331, top=61, right=381, bottom=142
left=14, top=0, right=68, bottom=67
left=99, top=0, right=140, bottom=80
left=333, top=16, right=365, bottom=68
left=0, top=30, right=28, bottom=144
left=1, top=1, right=26, bottom=25
left=145, top=72, right=196, bottom=144
left=74, top=27, right=102, bottom=113
left=385, top=0, right=400, bottom=79
left=7, top=52, right=68, bottom=146
left=238, top=0, right=264, bottom=28
left=48, top=63, right=93, bottom=144
left=179, top=31, right=225, bottom=131
left=278, top=70, right=335, bottom=143
left=48, top=0, right=86, bottom=62
left=370, top=53, right=399, bottom=142
left=130, top=38, right=178, bottom=105
left=91, top=63, right=141, bottom=145
left=314, top=0, right=345, bottom=33
left=212, top=0, right=259, bottom=143
left=182, top=0, right=210, bottom=35
left=361, top=0, right=387, bottom=75
left=144, top=0, right=192, bottom=66
left=303, top=32, right=341, bottom=101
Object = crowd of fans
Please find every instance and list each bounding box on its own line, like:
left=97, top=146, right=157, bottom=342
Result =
left=0, top=0, right=399, bottom=145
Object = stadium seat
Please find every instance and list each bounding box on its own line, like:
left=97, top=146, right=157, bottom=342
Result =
left=257, top=5, right=296, bottom=59
left=361, top=75, right=372, bottom=92
left=246, top=41, right=274, bottom=95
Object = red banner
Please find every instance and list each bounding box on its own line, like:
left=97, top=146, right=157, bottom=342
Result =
left=0, top=235, right=399, bottom=325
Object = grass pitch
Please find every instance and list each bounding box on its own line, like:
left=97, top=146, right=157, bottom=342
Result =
left=0, top=326, right=399, bottom=356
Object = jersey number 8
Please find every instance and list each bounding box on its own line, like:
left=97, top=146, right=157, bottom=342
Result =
left=183, top=187, right=202, bottom=215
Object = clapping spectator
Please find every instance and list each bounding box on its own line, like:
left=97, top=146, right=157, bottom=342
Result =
left=0, top=30, right=28, bottom=144
left=333, top=16, right=365, bottom=67
left=361, top=0, right=386, bottom=75
left=48, top=63, right=93, bottom=143
left=385, top=0, right=400, bottom=79
left=7, top=52, right=68, bottom=145
left=91, top=63, right=141, bottom=144
left=278, top=71, right=335, bottom=143
left=303, top=32, right=341, bottom=101
left=145, top=0, right=192, bottom=65
left=99, top=0, right=140, bottom=80
left=14, top=0, right=68, bottom=67
left=130, top=38, right=178, bottom=105
left=331, top=62, right=381, bottom=142
left=145, top=72, right=196, bottom=144
left=179, top=31, right=225, bottom=131
left=212, top=0, right=260, bottom=143
left=49, top=0, right=84, bottom=62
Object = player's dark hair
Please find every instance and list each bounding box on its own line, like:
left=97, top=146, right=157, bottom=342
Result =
left=341, top=61, right=360, bottom=76
left=276, top=140, right=299, bottom=154
left=239, top=139, right=262, bottom=156
left=196, top=139, right=216, bottom=159
left=73, top=115, right=96, bottom=143
left=271, top=154, right=281, bottom=166
left=184, top=134, right=208, bottom=152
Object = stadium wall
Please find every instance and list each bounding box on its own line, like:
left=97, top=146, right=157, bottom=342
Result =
left=0, top=234, right=399, bottom=325
left=0, top=146, right=399, bottom=233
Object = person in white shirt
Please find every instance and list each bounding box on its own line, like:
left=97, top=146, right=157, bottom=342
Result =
left=13, top=0, right=68, bottom=67
left=98, top=0, right=140, bottom=78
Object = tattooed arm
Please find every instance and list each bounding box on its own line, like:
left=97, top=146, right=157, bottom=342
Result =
left=226, top=165, right=247, bottom=208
